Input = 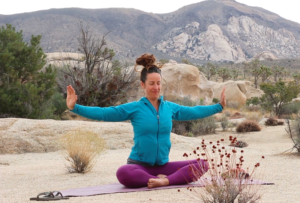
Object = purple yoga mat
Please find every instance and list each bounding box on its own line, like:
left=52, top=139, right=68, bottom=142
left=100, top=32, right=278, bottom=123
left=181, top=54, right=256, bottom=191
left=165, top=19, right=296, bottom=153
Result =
left=60, top=177, right=274, bottom=197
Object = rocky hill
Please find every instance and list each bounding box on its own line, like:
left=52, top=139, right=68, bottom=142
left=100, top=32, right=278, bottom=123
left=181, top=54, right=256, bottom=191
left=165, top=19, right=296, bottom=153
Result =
left=1, top=0, right=300, bottom=62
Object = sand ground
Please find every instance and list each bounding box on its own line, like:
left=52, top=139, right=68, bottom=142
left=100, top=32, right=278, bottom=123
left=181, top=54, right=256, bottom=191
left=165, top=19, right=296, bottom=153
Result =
left=1, top=123, right=300, bottom=203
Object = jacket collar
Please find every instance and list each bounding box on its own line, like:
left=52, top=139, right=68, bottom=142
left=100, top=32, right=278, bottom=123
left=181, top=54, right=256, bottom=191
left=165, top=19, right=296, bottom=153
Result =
left=140, top=95, right=164, bottom=104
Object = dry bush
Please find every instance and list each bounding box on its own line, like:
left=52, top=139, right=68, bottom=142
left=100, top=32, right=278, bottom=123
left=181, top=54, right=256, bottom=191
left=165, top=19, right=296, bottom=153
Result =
left=244, top=112, right=263, bottom=123
left=285, top=117, right=300, bottom=153
left=236, top=120, right=261, bottom=133
left=278, top=121, right=284, bottom=125
left=230, top=112, right=244, bottom=119
left=243, top=104, right=262, bottom=112
left=181, top=136, right=264, bottom=202
left=265, top=117, right=279, bottom=126
left=60, top=130, right=106, bottom=173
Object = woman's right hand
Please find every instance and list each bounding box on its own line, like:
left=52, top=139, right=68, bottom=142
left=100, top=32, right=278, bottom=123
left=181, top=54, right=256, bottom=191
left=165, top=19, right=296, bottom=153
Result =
left=66, top=85, right=78, bottom=110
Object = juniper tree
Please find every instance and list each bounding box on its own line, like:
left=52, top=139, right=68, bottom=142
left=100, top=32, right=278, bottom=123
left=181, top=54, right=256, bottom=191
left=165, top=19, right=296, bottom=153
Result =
left=0, top=24, right=56, bottom=118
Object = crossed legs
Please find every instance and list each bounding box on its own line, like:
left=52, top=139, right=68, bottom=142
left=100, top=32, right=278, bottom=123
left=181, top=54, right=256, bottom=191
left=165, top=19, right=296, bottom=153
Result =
left=116, top=159, right=209, bottom=188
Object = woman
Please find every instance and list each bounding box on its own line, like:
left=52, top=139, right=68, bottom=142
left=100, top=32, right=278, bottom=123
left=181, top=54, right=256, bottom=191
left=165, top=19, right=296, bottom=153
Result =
left=66, top=53, right=226, bottom=189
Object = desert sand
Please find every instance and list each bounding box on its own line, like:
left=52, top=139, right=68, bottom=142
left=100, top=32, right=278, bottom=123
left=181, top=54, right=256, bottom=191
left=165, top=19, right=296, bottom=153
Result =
left=1, top=118, right=300, bottom=203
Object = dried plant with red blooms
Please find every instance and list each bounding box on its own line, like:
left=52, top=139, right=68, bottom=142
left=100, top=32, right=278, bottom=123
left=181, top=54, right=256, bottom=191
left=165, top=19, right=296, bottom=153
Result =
left=179, top=136, right=264, bottom=203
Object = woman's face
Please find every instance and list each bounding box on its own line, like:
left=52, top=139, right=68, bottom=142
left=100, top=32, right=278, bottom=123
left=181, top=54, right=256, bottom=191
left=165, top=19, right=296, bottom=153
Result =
left=141, top=73, right=161, bottom=100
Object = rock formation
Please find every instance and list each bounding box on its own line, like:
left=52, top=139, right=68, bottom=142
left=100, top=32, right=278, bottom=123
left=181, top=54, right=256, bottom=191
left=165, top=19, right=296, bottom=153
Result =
left=211, top=80, right=264, bottom=106
left=153, top=22, right=246, bottom=62
left=127, top=63, right=214, bottom=103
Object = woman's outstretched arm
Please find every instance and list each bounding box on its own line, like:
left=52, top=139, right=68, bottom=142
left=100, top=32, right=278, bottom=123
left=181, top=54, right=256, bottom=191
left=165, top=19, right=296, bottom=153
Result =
left=66, top=85, right=137, bottom=122
left=170, top=87, right=226, bottom=121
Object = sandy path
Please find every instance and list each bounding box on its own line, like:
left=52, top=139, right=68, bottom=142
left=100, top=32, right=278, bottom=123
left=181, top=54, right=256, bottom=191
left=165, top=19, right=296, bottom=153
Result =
left=1, top=124, right=300, bottom=203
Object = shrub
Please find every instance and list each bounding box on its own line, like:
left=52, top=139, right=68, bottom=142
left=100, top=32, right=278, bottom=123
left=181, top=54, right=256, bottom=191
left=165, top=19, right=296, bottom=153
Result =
left=245, top=105, right=262, bottom=112
left=212, top=98, right=220, bottom=104
left=244, top=112, right=263, bottom=123
left=191, top=116, right=217, bottom=135
left=281, top=102, right=300, bottom=115
left=230, top=112, right=244, bottom=119
left=246, top=97, right=260, bottom=106
left=278, top=121, right=284, bottom=125
left=60, top=130, right=106, bottom=173
left=236, top=120, right=261, bottom=133
left=49, top=90, right=67, bottom=119
left=180, top=136, right=264, bottom=202
left=265, top=117, right=278, bottom=126
left=220, top=114, right=229, bottom=131
left=285, top=117, right=300, bottom=153
left=172, top=97, right=217, bottom=136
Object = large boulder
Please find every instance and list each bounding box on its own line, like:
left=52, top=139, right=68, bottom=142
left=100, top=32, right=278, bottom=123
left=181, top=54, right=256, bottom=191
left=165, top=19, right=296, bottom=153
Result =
left=212, top=80, right=264, bottom=106
left=127, top=63, right=213, bottom=103
left=292, top=98, right=300, bottom=103
left=161, top=63, right=213, bottom=102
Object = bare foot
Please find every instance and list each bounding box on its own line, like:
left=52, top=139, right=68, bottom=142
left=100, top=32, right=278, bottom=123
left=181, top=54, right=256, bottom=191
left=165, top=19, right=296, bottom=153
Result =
left=157, top=174, right=167, bottom=179
left=147, top=178, right=169, bottom=189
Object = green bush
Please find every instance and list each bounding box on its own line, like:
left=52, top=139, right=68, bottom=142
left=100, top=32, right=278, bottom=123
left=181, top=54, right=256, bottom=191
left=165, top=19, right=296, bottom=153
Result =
left=0, top=24, right=57, bottom=119
left=50, top=90, right=67, bottom=119
left=212, top=98, right=220, bottom=104
left=259, top=82, right=300, bottom=116
left=281, top=102, right=300, bottom=115
left=246, top=97, right=260, bottom=106
left=191, top=116, right=217, bottom=135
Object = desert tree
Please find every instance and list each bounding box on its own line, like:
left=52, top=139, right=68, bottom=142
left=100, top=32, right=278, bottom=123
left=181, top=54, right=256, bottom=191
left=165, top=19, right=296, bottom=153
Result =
left=260, top=65, right=272, bottom=83
left=242, top=62, right=250, bottom=79
left=0, top=24, right=57, bottom=118
left=231, top=68, right=239, bottom=80
left=249, top=59, right=262, bottom=89
left=293, top=73, right=300, bottom=85
left=203, top=62, right=217, bottom=80
left=259, top=81, right=300, bottom=116
left=217, top=67, right=232, bottom=82
left=159, top=59, right=169, bottom=64
left=181, top=58, right=193, bottom=65
left=56, top=23, right=136, bottom=107
left=271, top=65, right=285, bottom=82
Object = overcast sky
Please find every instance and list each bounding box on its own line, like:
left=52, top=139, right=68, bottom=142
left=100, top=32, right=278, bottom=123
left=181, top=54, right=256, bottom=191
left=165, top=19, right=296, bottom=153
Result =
left=2, top=0, right=300, bottom=24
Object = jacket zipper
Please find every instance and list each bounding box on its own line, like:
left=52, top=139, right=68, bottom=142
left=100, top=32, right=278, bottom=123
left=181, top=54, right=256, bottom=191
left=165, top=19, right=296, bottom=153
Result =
left=157, top=113, right=160, bottom=163
left=145, top=98, right=162, bottom=164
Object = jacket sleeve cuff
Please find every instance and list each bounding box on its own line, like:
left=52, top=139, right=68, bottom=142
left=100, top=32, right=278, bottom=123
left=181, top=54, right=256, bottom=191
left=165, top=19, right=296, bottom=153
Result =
left=218, top=102, right=223, bottom=110
left=70, top=104, right=79, bottom=113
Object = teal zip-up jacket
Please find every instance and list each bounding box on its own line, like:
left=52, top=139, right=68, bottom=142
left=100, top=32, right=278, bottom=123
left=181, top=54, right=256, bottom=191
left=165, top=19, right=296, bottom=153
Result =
left=71, top=96, right=223, bottom=166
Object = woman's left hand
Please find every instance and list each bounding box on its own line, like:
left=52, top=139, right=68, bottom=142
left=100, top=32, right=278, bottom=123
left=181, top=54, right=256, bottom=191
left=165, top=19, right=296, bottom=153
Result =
left=220, top=87, right=226, bottom=108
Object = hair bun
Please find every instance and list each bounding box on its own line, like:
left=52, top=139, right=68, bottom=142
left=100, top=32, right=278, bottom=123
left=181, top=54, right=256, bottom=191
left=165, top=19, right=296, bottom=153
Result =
left=136, top=53, right=156, bottom=69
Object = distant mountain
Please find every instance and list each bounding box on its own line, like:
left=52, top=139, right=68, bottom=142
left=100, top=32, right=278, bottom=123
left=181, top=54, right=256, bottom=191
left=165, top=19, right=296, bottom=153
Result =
left=1, top=0, right=300, bottom=62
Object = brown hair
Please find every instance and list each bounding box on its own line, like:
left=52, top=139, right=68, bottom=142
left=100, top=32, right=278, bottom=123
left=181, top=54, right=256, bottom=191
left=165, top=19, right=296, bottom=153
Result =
left=134, top=53, right=163, bottom=83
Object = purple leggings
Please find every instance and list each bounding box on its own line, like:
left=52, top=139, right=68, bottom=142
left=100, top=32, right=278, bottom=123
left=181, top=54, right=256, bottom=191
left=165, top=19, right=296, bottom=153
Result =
left=116, top=159, right=208, bottom=188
